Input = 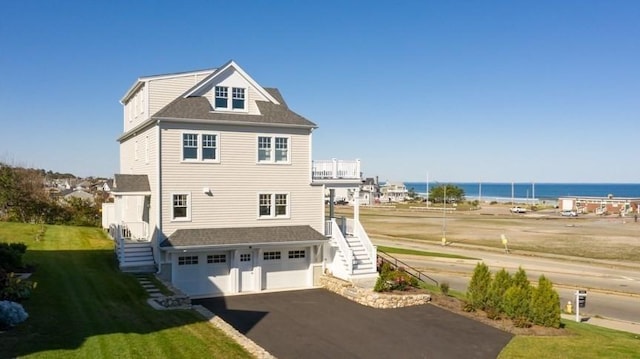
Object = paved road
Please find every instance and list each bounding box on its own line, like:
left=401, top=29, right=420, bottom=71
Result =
left=375, top=237, right=640, bottom=323
left=195, top=289, right=513, bottom=359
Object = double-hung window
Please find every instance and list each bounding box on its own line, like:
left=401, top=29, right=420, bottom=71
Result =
left=214, top=86, right=246, bottom=111
left=172, top=193, right=191, bottom=221
left=257, top=135, right=289, bottom=163
left=258, top=193, right=289, bottom=218
left=232, top=88, right=245, bottom=109
left=215, top=86, right=228, bottom=108
left=182, top=132, right=219, bottom=162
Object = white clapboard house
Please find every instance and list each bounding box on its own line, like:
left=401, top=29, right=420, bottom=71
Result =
left=103, top=60, right=377, bottom=297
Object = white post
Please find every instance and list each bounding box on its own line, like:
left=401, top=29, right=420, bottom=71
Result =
left=354, top=187, right=360, bottom=224
left=575, top=290, right=580, bottom=322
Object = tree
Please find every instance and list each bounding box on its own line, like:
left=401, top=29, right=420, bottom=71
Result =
left=429, top=184, right=465, bottom=204
left=407, top=187, right=418, bottom=201
left=486, top=268, right=512, bottom=317
left=530, top=275, right=561, bottom=328
left=467, top=262, right=491, bottom=310
left=502, top=267, right=533, bottom=327
left=0, top=164, right=51, bottom=223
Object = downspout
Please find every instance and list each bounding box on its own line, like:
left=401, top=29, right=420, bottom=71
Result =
left=155, top=120, right=163, bottom=274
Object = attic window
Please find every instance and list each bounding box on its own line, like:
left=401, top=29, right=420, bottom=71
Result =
left=215, top=86, right=228, bottom=108
left=214, top=86, right=246, bottom=111
left=232, top=88, right=245, bottom=109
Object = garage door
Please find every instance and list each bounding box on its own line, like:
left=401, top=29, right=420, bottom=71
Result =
left=262, top=248, right=309, bottom=290
left=173, top=252, right=230, bottom=297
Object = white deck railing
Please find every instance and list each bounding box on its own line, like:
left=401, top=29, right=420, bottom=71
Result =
left=312, top=159, right=361, bottom=180
left=120, top=221, right=149, bottom=241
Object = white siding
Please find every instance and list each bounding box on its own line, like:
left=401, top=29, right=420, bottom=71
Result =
left=123, top=85, right=147, bottom=133
left=149, top=75, right=206, bottom=116
left=159, top=123, right=323, bottom=237
left=119, top=125, right=159, bottom=242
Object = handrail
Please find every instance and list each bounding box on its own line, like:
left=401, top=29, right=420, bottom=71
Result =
left=330, top=219, right=353, bottom=274
left=352, top=219, right=376, bottom=264
left=377, top=250, right=439, bottom=286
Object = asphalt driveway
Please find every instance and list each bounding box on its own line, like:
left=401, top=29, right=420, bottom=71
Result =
left=195, top=289, right=513, bottom=359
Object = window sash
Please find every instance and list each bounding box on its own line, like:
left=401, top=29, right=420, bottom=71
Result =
left=275, top=194, right=287, bottom=216
left=232, top=87, right=245, bottom=109
left=183, top=133, right=198, bottom=160
left=258, top=137, right=272, bottom=162
left=215, top=86, right=228, bottom=108
left=173, top=194, right=188, bottom=219
left=259, top=194, right=271, bottom=216
left=202, top=134, right=217, bottom=160
left=275, top=137, right=288, bottom=162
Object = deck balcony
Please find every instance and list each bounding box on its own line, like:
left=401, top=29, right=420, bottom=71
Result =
left=312, top=159, right=362, bottom=186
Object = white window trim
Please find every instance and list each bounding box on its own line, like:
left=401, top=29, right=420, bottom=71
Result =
left=256, top=134, right=291, bottom=164
left=180, top=131, right=221, bottom=163
left=134, top=140, right=139, bottom=161
left=213, top=85, right=248, bottom=113
left=171, top=192, right=192, bottom=222
left=257, top=192, right=290, bottom=219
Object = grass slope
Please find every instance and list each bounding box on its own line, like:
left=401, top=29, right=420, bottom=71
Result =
left=0, top=222, right=251, bottom=359
left=377, top=245, right=477, bottom=260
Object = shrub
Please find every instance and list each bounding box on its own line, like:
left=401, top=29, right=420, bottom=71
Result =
left=486, top=268, right=512, bottom=315
left=530, top=275, right=561, bottom=328
left=467, top=262, right=491, bottom=310
left=1, top=273, right=36, bottom=301
left=373, top=263, right=418, bottom=292
left=503, top=286, right=531, bottom=326
left=439, top=282, right=450, bottom=296
left=0, top=242, right=28, bottom=272
left=0, top=300, right=28, bottom=328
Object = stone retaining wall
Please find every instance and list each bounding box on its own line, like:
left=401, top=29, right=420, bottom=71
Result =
left=320, top=275, right=431, bottom=308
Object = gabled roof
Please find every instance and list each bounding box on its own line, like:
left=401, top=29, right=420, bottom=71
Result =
left=183, top=60, right=279, bottom=104
left=153, top=88, right=316, bottom=128
left=160, top=225, right=326, bottom=248
left=113, top=174, right=150, bottom=193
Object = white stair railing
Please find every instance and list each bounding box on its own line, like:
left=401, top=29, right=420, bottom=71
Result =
left=330, top=219, right=353, bottom=274
left=354, top=220, right=376, bottom=266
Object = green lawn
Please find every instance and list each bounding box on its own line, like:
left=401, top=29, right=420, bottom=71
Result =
left=377, top=245, right=478, bottom=260
left=0, top=222, right=251, bottom=359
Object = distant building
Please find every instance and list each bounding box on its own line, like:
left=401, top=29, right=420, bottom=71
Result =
left=380, top=182, right=407, bottom=202
left=558, top=195, right=640, bottom=215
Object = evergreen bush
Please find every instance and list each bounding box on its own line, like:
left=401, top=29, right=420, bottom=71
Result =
left=486, top=268, right=512, bottom=318
left=531, top=275, right=561, bottom=328
left=467, top=262, right=491, bottom=310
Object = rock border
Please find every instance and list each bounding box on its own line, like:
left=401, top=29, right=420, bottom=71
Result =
left=320, top=275, right=431, bottom=308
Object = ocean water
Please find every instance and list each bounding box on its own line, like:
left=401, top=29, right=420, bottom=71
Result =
left=403, top=182, right=640, bottom=202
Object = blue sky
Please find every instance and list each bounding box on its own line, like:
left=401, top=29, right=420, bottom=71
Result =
left=1, top=1, right=638, bottom=183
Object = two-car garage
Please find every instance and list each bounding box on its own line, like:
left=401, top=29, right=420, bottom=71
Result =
left=160, top=225, right=328, bottom=298
left=170, top=247, right=311, bottom=297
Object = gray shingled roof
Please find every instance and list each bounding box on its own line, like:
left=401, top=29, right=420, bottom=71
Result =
left=113, top=174, right=150, bottom=193
left=153, top=88, right=316, bottom=128
left=160, top=225, right=326, bottom=248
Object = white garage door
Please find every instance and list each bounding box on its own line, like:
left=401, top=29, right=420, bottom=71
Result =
left=173, top=252, right=230, bottom=297
left=262, top=248, right=309, bottom=290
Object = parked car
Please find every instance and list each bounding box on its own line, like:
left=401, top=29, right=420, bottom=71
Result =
left=561, top=210, right=578, bottom=217
left=510, top=206, right=527, bottom=213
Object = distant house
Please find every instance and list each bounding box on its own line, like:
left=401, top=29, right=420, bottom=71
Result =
left=61, top=189, right=95, bottom=205
left=380, top=182, right=408, bottom=202
left=360, top=177, right=380, bottom=205
left=102, top=61, right=377, bottom=298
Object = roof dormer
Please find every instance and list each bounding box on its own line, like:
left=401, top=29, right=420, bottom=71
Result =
left=184, top=61, right=279, bottom=116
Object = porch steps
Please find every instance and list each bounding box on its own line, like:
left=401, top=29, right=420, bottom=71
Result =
left=345, top=236, right=376, bottom=275
left=118, top=241, right=156, bottom=273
